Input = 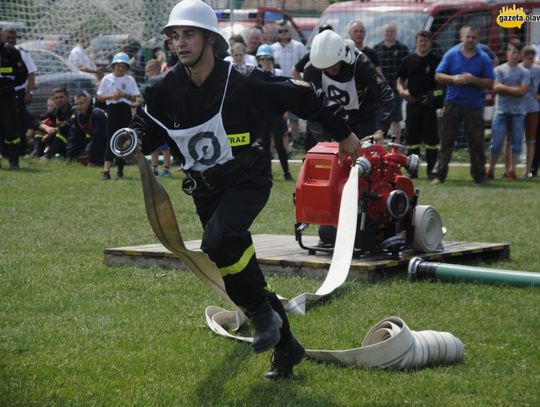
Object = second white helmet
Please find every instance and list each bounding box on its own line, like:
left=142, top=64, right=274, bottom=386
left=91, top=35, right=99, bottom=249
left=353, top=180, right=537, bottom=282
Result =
left=163, top=0, right=228, bottom=54
left=310, top=30, right=355, bottom=70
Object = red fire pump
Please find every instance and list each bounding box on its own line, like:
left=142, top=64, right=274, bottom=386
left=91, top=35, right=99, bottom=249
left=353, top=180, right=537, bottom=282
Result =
left=294, top=140, right=443, bottom=257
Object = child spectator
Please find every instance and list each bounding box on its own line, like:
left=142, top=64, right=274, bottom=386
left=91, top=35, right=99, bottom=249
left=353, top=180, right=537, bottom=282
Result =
left=520, top=45, right=540, bottom=179
left=97, top=52, right=140, bottom=180
left=487, top=39, right=529, bottom=181
left=255, top=44, right=293, bottom=181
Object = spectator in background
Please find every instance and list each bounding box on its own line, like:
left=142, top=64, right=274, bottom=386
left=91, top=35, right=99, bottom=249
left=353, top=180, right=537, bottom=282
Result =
left=271, top=20, right=306, bottom=150
left=34, top=87, right=73, bottom=160
left=433, top=26, right=495, bottom=185
left=396, top=30, right=442, bottom=179
left=246, top=27, right=263, bottom=57
left=164, top=37, right=179, bottom=71
left=256, top=44, right=293, bottom=181
left=145, top=59, right=173, bottom=176
left=0, top=26, right=28, bottom=170
left=226, top=35, right=257, bottom=66
left=97, top=52, right=140, bottom=180
left=348, top=20, right=382, bottom=74
left=68, top=35, right=102, bottom=78
left=520, top=45, right=540, bottom=179
left=66, top=92, right=107, bottom=166
left=262, top=25, right=275, bottom=45
left=374, top=23, right=409, bottom=141
left=224, top=42, right=256, bottom=67
left=2, top=26, right=37, bottom=159
left=486, top=39, right=529, bottom=181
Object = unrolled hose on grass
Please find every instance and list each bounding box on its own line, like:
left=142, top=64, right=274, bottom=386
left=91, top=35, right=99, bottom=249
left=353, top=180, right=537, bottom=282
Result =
left=111, top=128, right=465, bottom=370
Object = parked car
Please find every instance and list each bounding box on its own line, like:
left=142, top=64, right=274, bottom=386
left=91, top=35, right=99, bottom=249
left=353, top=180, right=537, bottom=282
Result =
left=25, top=48, right=96, bottom=117
left=309, top=1, right=540, bottom=60
left=215, top=7, right=308, bottom=44
left=19, top=35, right=73, bottom=60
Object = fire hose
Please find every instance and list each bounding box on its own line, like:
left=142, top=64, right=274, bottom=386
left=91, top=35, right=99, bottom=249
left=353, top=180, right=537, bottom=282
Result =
left=111, top=129, right=464, bottom=370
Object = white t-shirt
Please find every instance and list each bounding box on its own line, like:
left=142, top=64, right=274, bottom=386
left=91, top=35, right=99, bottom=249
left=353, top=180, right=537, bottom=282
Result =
left=224, top=53, right=257, bottom=66
left=68, top=44, right=97, bottom=70
left=97, top=73, right=140, bottom=105
left=15, top=46, right=37, bottom=91
left=271, top=40, right=306, bottom=78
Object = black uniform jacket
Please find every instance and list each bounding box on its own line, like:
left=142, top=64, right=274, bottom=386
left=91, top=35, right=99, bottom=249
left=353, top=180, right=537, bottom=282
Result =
left=303, top=51, right=394, bottom=135
left=0, top=41, right=28, bottom=92
left=132, top=58, right=351, bottom=162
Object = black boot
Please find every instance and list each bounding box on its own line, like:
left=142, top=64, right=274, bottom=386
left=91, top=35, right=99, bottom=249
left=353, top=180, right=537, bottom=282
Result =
left=264, top=336, right=305, bottom=380
left=248, top=301, right=282, bottom=353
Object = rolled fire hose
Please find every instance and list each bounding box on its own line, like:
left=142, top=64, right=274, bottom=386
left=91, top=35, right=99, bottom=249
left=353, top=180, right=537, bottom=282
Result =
left=111, top=129, right=464, bottom=369
left=409, top=257, right=540, bottom=287
left=411, top=205, right=444, bottom=253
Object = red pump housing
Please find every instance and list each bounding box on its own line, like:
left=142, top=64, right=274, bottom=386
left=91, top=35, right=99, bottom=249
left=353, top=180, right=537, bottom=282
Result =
left=294, top=141, right=419, bottom=255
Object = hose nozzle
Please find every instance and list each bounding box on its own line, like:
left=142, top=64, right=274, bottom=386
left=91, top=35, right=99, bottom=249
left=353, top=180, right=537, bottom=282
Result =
left=110, top=128, right=139, bottom=159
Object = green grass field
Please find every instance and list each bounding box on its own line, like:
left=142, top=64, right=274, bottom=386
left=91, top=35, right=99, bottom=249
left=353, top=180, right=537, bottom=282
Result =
left=1, top=157, right=539, bottom=407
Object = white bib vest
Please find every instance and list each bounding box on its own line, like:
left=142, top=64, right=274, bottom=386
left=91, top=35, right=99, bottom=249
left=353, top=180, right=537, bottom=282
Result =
left=321, top=61, right=360, bottom=111
left=144, top=64, right=234, bottom=172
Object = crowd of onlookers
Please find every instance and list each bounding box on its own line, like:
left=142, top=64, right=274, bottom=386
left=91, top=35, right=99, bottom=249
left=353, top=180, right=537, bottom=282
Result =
left=2, top=19, right=540, bottom=183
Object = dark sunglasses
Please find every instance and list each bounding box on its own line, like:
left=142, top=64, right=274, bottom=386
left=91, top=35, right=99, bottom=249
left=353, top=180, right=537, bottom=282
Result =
left=278, top=29, right=289, bottom=34
left=257, top=56, right=271, bottom=61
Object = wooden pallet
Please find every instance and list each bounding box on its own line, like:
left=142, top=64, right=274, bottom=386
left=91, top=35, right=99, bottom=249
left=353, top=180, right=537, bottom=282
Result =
left=103, top=234, right=510, bottom=281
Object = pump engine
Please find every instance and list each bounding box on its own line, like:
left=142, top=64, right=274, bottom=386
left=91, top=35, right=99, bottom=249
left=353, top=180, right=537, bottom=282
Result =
left=294, top=140, right=443, bottom=257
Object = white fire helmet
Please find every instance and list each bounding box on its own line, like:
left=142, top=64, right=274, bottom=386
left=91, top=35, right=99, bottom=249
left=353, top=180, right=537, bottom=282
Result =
left=310, top=30, right=355, bottom=70
left=163, top=0, right=228, bottom=54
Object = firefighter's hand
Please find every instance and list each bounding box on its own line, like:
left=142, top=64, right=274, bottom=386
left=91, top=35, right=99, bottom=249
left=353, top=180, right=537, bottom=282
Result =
left=338, top=132, right=361, bottom=165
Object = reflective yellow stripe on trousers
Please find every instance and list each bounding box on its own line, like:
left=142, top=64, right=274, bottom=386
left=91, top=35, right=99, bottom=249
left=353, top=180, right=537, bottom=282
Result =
left=219, top=244, right=255, bottom=277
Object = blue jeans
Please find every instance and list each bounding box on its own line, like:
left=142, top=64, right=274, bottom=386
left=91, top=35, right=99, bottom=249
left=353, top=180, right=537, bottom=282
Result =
left=490, top=113, right=525, bottom=156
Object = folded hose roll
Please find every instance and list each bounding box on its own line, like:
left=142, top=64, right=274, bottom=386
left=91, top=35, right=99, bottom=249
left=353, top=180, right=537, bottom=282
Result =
left=306, top=317, right=464, bottom=369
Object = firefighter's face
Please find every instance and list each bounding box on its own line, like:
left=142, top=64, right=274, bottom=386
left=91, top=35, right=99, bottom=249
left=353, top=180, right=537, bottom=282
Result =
left=2, top=31, right=16, bottom=45
left=53, top=92, right=67, bottom=107
left=169, top=26, right=213, bottom=66
left=74, top=96, right=91, bottom=114
left=324, top=61, right=341, bottom=77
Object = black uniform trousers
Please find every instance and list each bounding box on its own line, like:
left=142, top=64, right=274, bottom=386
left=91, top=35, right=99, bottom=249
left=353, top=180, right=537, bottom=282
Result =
left=189, top=147, right=293, bottom=346
left=0, top=88, right=19, bottom=165
left=260, top=113, right=290, bottom=177
left=104, top=102, right=132, bottom=169
left=405, top=101, right=439, bottom=176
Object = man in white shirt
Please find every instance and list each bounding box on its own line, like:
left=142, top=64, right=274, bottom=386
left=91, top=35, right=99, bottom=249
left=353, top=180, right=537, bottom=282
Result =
left=68, top=35, right=102, bottom=78
left=270, top=20, right=306, bottom=151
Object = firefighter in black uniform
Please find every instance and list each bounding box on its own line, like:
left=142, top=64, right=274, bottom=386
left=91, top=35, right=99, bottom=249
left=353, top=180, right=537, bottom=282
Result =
left=0, top=27, right=28, bottom=169
left=34, top=87, right=73, bottom=159
left=67, top=92, right=107, bottom=165
left=304, top=29, right=394, bottom=142
left=123, top=0, right=361, bottom=380
left=396, top=30, right=442, bottom=179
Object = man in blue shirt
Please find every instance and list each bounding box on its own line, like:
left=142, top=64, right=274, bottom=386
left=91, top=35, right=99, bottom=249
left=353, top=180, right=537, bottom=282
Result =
left=432, top=25, right=495, bottom=185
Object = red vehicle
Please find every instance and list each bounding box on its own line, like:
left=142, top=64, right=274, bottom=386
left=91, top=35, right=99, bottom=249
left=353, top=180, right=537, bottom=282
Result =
left=310, top=0, right=540, bottom=59
left=215, top=7, right=308, bottom=44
